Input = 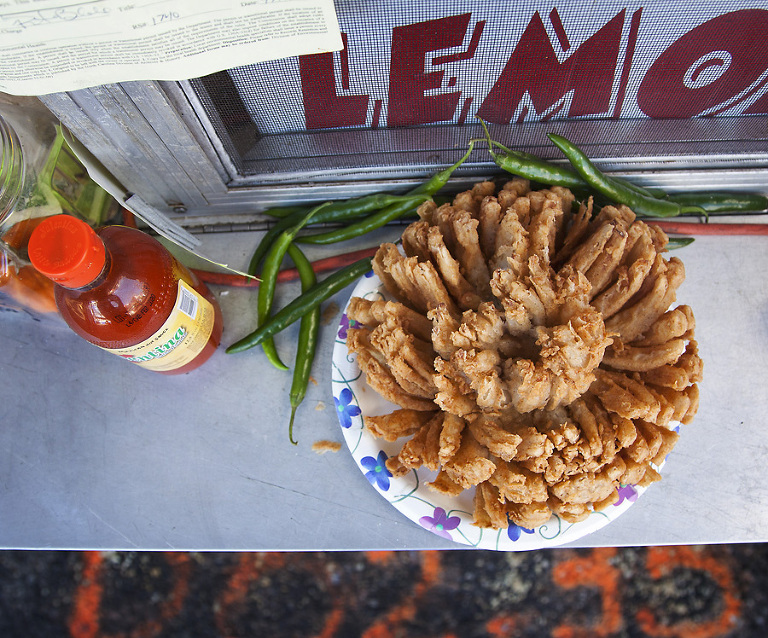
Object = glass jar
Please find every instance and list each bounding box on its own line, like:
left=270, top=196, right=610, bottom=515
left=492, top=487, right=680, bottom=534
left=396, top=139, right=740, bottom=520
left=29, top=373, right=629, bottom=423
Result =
left=0, top=94, right=121, bottom=321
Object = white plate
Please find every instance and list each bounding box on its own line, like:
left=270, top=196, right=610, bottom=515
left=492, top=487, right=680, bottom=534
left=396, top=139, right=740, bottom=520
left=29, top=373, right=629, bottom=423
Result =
left=331, top=271, right=665, bottom=550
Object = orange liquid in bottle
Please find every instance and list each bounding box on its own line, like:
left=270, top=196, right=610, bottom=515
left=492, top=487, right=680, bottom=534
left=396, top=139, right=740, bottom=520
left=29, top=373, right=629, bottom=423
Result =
left=31, top=219, right=223, bottom=374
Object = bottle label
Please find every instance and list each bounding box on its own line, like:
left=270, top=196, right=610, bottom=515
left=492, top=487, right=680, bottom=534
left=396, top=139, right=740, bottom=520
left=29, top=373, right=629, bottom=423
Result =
left=104, top=280, right=215, bottom=371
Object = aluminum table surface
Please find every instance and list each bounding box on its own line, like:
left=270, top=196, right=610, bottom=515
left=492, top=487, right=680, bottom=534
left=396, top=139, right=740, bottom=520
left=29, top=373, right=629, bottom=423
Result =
left=0, top=227, right=765, bottom=551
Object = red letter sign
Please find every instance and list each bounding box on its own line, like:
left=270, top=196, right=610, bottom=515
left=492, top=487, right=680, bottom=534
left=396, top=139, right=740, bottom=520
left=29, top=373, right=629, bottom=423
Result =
left=477, top=10, right=626, bottom=124
left=299, top=34, right=370, bottom=130
left=388, top=14, right=473, bottom=126
left=637, top=10, right=768, bottom=117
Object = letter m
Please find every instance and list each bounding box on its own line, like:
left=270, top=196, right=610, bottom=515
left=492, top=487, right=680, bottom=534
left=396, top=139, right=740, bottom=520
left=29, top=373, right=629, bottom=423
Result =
left=477, top=10, right=625, bottom=123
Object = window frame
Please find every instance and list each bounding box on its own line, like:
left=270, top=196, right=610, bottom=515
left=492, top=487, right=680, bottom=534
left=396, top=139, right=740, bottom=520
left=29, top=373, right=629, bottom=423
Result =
left=40, top=79, right=768, bottom=228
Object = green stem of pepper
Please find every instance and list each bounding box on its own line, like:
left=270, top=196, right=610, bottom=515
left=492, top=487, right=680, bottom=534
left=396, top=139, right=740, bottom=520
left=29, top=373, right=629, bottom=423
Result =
left=286, top=243, right=319, bottom=446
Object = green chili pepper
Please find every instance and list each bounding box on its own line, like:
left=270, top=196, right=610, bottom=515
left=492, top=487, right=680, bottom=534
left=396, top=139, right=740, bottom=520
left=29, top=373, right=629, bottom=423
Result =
left=257, top=202, right=329, bottom=369
left=478, top=118, right=667, bottom=199
left=286, top=243, right=319, bottom=446
left=227, top=256, right=373, bottom=354
left=477, top=120, right=587, bottom=189
left=296, top=141, right=476, bottom=245
left=488, top=145, right=589, bottom=189
left=497, top=144, right=667, bottom=200
left=666, top=191, right=768, bottom=214
left=547, top=133, right=705, bottom=218
left=294, top=194, right=430, bottom=244
left=249, top=216, right=300, bottom=277
left=248, top=193, right=430, bottom=274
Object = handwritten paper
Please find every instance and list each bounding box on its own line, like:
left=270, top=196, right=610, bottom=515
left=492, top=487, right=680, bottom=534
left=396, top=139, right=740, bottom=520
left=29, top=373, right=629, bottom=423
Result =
left=0, top=0, right=342, bottom=95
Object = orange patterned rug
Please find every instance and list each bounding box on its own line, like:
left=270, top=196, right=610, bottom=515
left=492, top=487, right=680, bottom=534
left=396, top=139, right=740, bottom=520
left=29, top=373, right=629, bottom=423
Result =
left=0, top=546, right=761, bottom=637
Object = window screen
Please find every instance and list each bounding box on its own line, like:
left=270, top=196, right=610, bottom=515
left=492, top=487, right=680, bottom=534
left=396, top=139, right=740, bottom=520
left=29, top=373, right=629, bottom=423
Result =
left=189, top=0, right=768, bottom=185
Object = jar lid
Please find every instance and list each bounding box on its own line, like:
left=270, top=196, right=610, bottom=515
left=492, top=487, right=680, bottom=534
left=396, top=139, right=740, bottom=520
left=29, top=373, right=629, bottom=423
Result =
left=28, top=215, right=106, bottom=288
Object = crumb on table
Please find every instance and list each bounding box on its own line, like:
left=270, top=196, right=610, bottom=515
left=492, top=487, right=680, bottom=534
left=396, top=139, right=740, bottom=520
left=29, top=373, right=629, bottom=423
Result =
left=312, top=440, right=342, bottom=454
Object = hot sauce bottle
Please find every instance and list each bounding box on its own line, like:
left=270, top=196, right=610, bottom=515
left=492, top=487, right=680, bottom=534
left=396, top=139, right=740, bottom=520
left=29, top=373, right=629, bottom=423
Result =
left=28, top=215, right=223, bottom=374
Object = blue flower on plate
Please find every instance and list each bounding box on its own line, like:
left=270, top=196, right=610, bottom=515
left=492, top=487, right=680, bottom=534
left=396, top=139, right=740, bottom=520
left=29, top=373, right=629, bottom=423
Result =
left=335, top=387, right=361, bottom=429
left=615, top=483, right=638, bottom=506
left=361, top=451, right=391, bottom=491
left=419, top=507, right=461, bottom=541
left=507, top=521, right=535, bottom=542
left=364, top=270, right=375, bottom=278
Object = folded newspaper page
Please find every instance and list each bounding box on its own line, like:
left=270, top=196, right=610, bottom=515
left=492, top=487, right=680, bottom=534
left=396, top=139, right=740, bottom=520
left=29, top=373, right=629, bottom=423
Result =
left=0, top=0, right=342, bottom=95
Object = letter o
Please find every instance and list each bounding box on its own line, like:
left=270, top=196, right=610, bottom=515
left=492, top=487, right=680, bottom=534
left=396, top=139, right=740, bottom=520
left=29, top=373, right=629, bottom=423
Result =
left=683, top=51, right=732, bottom=89
left=637, top=10, right=768, bottom=117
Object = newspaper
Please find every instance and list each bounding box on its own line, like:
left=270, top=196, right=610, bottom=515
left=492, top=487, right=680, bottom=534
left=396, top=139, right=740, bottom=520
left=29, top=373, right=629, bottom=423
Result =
left=0, top=0, right=342, bottom=95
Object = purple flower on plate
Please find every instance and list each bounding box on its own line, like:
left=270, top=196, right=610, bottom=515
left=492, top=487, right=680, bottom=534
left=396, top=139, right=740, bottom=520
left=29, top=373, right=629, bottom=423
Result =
left=419, top=507, right=460, bottom=540
left=615, top=483, right=638, bottom=506
left=335, top=387, right=361, bottom=429
left=361, top=451, right=391, bottom=491
left=507, top=521, right=535, bottom=542
left=338, top=313, right=353, bottom=340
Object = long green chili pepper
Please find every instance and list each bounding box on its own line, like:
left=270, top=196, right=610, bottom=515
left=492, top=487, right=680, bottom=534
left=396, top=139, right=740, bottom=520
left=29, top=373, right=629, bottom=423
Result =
left=227, top=256, right=373, bottom=354
left=477, top=118, right=587, bottom=189
left=478, top=118, right=667, bottom=199
left=494, top=143, right=667, bottom=200
left=547, top=133, right=705, bottom=218
left=263, top=191, right=447, bottom=220
left=248, top=193, right=430, bottom=274
left=294, top=194, right=430, bottom=244
left=257, top=202, right=329, bottom=369
left=249, top=216, right=299, bottom=276
left=489, top=145, right=589, bottom=189
left=296, top=141, right=476, bottom=245
left=286, top=243, right=319, bottom=446
left=666, top=191, right=768, bottom=214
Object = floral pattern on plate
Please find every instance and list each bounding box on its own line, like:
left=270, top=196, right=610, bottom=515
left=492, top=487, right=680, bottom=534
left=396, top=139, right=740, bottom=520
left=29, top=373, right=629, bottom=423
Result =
left=331, top=272, right=668, bottom=551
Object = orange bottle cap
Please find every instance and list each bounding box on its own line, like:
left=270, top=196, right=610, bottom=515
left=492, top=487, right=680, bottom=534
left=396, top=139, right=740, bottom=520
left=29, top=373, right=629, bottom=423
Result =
left=28, top=215, right=106, bottom=289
